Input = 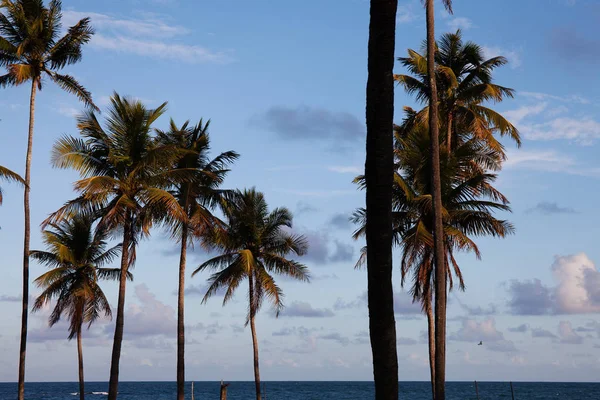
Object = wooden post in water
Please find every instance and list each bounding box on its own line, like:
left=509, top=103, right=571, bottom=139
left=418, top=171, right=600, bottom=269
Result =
left=474, top=380, right=480, bottom=400
left=510, top=381, right=515, bottom=400
left=220, top=380, right=229, bottom=400
left=191, top=382, right=194, bottom=400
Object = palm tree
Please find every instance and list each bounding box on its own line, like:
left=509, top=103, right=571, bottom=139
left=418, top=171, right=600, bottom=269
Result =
left=395, top=30, right=520, bottom=155
left=31, top=214, right=125, bottom=400
left=193, top=188, right=309, bottom=400
left=0, top=2, right=97, bottom=396
left=353, top=123, right=514, bottom=399
left=46, top=93, right=184, bottom=400
left=364, top=0, right=399, bottom=398
left=424, top=1, right=452, bottom=398
left=156, top=119, right=239, bottom=400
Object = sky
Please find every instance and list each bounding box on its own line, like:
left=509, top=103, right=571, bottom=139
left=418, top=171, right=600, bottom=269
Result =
left=1, top=0, right=600, bottom=383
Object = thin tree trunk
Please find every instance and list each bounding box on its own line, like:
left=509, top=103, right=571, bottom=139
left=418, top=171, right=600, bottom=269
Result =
left=18, top=78, right=37, bottom=400
left=446, top=112, right=453, bottom=152
left=365, top=1, right=399, bottom=399
left=78, top=324, right=85, bottom=400
left=177, top=224, right=188, bottom=400
left=108, top=223, right=132, bottom=400
left=248, top=274, right=261, bottom=400
left=426, top=301, right=435, bottom=400
left=426, top=1, right=447, bottom=399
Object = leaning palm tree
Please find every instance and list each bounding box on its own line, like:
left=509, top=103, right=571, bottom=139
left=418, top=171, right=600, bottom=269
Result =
left=0, top=2, right=97, bottom=395
left=46, top=93, right=185, bottom=400
left=364, top=0, right=399, bottom=398
left=156, top=119, right=239, bottom=400
left=31, top=214, right=125, bottom=400
left=193, top=189, right=309, bottom=400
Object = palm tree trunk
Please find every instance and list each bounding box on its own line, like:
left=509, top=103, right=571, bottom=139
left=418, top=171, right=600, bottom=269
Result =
left=177, top=224, right=188, bottom=400
left=365, top=1, right=399, bottom=399
left=426, top=300, right=435, bottom=400
left=108, top=223, right=132, bottom=400
left=78, top=324, right=85, bottom=400
left=426, top=1, right=447, bottom=399
left=248, top=273, right=261, bottom=400
left=446, top=112, right=453, bottom=152
left=18, top=78, right=38, bottom=400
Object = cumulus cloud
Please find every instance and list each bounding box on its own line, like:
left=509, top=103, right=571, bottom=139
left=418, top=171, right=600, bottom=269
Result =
left=250, top=106, right=364, bottom=151
left=558, top=321, right=584, bottom=344
left=116, top=284, right=177, bottom=338
left=527, top=202, right=577, bottom=215
left=295, top=201, right=318, bottom=216
left=279, top=301, right=335, bottom=318
left=506, top=253, right=600, bottom=315
left=450, top=318, right=504, bottom=343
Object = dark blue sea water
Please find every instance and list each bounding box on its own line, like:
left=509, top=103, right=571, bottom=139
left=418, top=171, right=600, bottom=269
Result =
left=0, top=381, right=599, bottom=399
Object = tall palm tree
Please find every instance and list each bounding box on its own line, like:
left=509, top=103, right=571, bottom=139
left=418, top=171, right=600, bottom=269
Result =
left=156, top=119, right=239, bottom=400
left=395, top=30, right=520, bottom=154
left=353, top=124, right=513, bottom=399
left=424, top=1, right=452, bottom=398
left=46, top=93, right=184, bottom=400
left=364, top=0, right=399, bottom=398
left=193, top=188, right=309, bottom=400
left=0, top=2, right=97, bottom=396
left=31, top=214, right=125, bottom=400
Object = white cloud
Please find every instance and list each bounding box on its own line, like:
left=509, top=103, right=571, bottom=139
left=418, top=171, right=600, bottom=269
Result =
left=62, top=10, right=233, bottom=64
left=504, top=149, right=574, bottom=170
left=558, top=321, right=584, bottom=344
left=503, top=103, right=547, bottom=125
left=92, top=34, right=233, bottom=64
left=521, top=117, right=600, bottom=144
left=520, top=92, right=589, bottom=105
left=397, top=3, right=419, bottom=24
left=62, top=11, right=189, bottom=38
left=450, top=318, right=504, bottom=343
left=507, top=253, right=600, bottom=315
left=552, top=254, right=600, bottom=314
left=56, top=106, right=80, bottom=118
left=482, top=46, right=522, bottom=69
left=447, top=17, right=473, bottom=31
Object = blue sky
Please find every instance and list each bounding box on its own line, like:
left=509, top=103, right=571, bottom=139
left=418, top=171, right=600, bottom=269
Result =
left=1, top=0, right=600, bottom=383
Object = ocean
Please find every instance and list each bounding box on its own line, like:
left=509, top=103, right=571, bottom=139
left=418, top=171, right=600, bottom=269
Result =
left=0, top=381, right=599, bottom=399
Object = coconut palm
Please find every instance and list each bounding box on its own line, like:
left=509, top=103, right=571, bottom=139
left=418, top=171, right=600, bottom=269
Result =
left=423, top=1, right=452, bottom=398
left=46, top=93, right=185, bottom=400
left=0, top=2, right=97, bottom=395
left=395, top=30, right=519, bottom=154
left=364, top=0, right=399, bottom=398
left=31, top=214, right=126, bottom=400
left=353, top=122, right=513, bottom=399
left=155, top=119, right=239, bottom=400
left=193, top=188, right=309, bottom=400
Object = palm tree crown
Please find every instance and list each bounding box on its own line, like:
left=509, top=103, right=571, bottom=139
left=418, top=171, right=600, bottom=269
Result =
left=31, top=214, right=121, bottom=338
left=194, top=188, right=309, bottom=313
left=0, top=0, right=97, bottom=107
